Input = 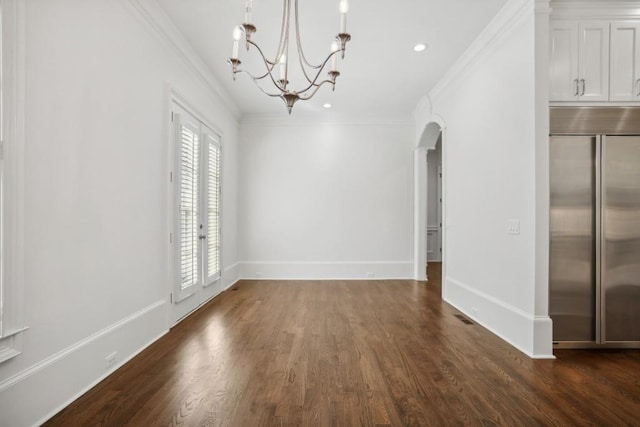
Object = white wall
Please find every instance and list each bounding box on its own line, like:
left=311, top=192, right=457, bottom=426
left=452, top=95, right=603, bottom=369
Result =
left=424, top=0, right=552, bottom=357
left=0, top=1, right=239, bottom=425
left=239, top=117, right=415, bottom=279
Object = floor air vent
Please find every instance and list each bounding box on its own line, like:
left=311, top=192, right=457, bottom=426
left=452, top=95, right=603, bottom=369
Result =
left=455, top=314, right=474, bottom=325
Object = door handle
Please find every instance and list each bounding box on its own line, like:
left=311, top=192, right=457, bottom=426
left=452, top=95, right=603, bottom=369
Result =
left=580, top=79, right=586, bottom=96
left=636, top=78, right=640, bottom=97
left=574, top=78, right=579, bottom=96
left=199, top=234, right=207, bottom=240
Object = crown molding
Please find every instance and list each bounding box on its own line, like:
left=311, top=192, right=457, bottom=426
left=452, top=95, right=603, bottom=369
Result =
left=413, top=94, right=432, bottom=122
left=429, top=0, right=535, bottom=105
left=124, top=0, right=240, bottom=120
left=536, top=0, right=553, bottom=15
left=550, top=1, right=640, bottom=19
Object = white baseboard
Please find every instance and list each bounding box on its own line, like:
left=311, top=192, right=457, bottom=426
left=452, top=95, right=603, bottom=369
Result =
left=444, top=277, right=554, bottom=359
left=533, top=315, right=554, bottom=358
left=222, top=262, right=241, bottom=290
left=0, top=300, right=168, bottom=427
left=238, top=261, right=413, bottom=280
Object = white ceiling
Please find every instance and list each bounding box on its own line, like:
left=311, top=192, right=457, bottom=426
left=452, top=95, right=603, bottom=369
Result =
left=156, top=0, right=508, bottom=117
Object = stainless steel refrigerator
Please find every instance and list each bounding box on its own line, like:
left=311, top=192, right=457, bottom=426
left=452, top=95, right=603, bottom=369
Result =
left=550, top=107, right=640, bottom=348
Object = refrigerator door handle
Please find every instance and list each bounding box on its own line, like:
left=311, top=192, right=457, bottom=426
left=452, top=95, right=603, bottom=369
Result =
left=595, top=136, right=603, bottom=344
left=600, top=136, right=609, bottom=343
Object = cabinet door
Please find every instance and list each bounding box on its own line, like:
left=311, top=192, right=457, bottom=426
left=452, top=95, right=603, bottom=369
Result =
left=578, top=22, right=610, bottom=101
left=610, top=22, right=640, bottom=101
left=550, top=21, right=579, bottom=101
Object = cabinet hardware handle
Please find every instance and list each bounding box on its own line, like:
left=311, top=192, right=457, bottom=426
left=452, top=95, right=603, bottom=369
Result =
left=580, top=79, right=586, bottom=96
left=574, top=78, right=579, bottom=96
left=636, top=79, right=640, bottom=97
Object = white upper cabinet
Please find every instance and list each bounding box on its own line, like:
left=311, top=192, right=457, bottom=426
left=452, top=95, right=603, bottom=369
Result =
left=579, top=22, right=610, bottom=101
left=550, top=21, right=610, bottom=101
left=550, top=22, right=579, bottom=101
left=610, top=22, right=640, bottom=101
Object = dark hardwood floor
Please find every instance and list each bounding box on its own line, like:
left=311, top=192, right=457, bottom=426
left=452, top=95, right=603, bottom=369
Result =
left=45, top=275, right=640, bottom=426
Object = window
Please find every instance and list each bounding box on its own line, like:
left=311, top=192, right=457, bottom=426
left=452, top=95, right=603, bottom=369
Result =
left=173, top=106, right=222, bottom=302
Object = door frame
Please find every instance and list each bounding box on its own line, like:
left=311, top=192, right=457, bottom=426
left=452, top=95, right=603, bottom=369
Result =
left=414, top=119, right=446, bottom=284
left=167, top=87, right=224, bottom=326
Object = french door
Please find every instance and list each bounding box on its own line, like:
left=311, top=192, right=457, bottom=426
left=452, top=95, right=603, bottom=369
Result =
left=171, top=103, right=222, bottom=324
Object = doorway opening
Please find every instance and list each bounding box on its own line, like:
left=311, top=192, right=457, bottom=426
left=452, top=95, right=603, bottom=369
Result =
left=426, top=136, right=442, bottom=282
left=414, top=119, right=445, bottom=286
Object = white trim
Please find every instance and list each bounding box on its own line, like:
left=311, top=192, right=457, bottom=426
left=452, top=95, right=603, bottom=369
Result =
left=32, top=331, right=167, bottom=427
left=122, top=0, right=240, bottom=120
left=0, top=0, right=26, bottom=362
left=430, top=0, right=534, bottom=104
left=169, top=87, right=224, bottom=140
left=0, top=300, right=165, bottom=393
left=0, top=345, right=19, bottom=364
left=0, top=300, right=167, bottom=426
left=222, top=262, right=241, bottom=290
left=534, top=0, right=553, bottom=358
left=413, top=147, right=428, bottom=281
left=550, top=1, right=640, bottom=19
left=239, top=261, right=413, bottom=280
left=0, top=325, right=27, bottom=339
left=444, top=277, right=555, bottom=359
left=533, top=316, right=554, bottom=358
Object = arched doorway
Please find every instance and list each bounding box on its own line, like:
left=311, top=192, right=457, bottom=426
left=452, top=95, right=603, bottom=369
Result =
left=414, top=119, right=445, bottom=285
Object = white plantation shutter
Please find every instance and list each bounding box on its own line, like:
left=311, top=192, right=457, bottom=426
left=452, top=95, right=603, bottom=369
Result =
left=205, top=133, right=221, bottom=283
left=177, top=115, right=200, bottom=294
left=173, top=108, right=223, bottom=302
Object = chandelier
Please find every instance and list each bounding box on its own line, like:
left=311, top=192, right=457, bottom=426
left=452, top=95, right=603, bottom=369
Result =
left=228, top=0, right=351, bottom=114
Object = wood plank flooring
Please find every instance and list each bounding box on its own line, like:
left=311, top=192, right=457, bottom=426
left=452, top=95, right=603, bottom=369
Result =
left=45, top=276, right=640, bottom=426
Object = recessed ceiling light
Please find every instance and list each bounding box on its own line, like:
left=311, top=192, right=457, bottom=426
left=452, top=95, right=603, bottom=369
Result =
left=323, top=103, right=332, bottom=109
left=414, top=43, right=428, bottom=52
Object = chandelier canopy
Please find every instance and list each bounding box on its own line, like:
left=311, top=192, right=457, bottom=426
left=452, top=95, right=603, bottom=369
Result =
left=228, top=0, right=351, bottom=114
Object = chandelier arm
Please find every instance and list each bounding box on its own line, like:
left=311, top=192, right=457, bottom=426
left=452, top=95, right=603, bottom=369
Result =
left=294, top=51, right=339, bottom=95
left=236, top=70, right=286, bottom=98
left=247, top=39, right=277, bottom=67
left=298, top=79, right=336, bottom=100
left=246, top=39, right=289, bottom=89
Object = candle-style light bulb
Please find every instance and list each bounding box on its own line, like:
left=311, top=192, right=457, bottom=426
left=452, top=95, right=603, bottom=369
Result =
left=279, top=54, right=287, bottom=81
left=330, top=41, right=339, bottom=71
left=339, top=0, right=349, bottom=33
left=232, top=26, right=242, bottom=59
left=233, top=26, right=243, bottom=41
